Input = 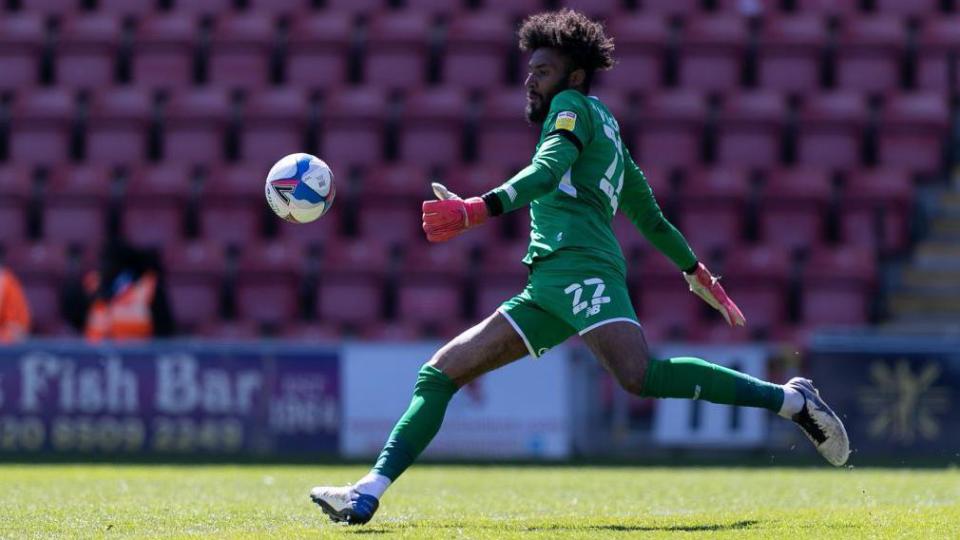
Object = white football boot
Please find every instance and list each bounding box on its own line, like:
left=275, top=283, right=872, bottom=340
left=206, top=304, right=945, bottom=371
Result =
left=309, top=485, right=379, bottom=525
left=786, top=377, right=851, bottom=466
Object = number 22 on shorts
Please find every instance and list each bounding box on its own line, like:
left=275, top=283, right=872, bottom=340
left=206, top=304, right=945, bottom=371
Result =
left=564, top=278, right=611, bottom=318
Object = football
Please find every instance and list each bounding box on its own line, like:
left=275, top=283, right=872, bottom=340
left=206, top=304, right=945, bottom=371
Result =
left=264, top=153, right=336, bottom=223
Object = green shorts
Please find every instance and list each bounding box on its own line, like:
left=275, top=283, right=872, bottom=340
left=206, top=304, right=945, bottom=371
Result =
left=497, top=254, right=640, bottom=358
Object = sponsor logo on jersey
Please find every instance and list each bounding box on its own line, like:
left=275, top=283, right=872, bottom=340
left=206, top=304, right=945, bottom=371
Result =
left=554, top=111, right=577, bottom=131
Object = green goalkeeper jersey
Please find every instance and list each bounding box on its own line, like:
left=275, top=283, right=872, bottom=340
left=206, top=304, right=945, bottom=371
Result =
left=483, top=89, right=698, bottom=276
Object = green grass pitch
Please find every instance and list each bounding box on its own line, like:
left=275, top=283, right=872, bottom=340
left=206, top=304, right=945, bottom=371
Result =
left=1, top=464, right=957, bottom=538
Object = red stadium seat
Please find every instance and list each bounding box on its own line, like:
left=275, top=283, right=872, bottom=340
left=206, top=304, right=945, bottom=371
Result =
left=558, top=0, right=623, bottom=18
left=324, top=0, right=386, bottom=14
left=122, top=164, right=192, bottom=248
left=362, top=163, right=430, bottom=200
left=716, top=91, right=786, bottom=167
left=477, top=89, right=540, bottom=169
left=678, top=16, right=748, bottom=92
left=397, top=280, right=462, bottom=325
left=8, top=242, right=71, bottom=334
left=15, top=0, right=79, bottom=15
left=677, top=167, right=749, bottom=253
left=878, top=92, right=949, bottom=174
left=759, top=167, right=832, bottom=251
left=0, top=166, right=31, bottom=244
left=917, top=17, right=960, bottom=91
left=357, top=203, right=421, bottom=246
left=399, top=88, right=468, bottom=166
left=317, top=278, right=383, bottom=325
left=794, top=0, right=860, bottom=15
left=199, top=162, right=265, bottom=245
left=444, top=164, right=510, bottom=198
left=246, top=0, right=312, bottom=16
left=364, top=12, right=431, bottom=90
left=635, top=277, right=700, bottom=328
left=235, top=241, right=303, bottom=325
left=9, top=88, right=76, bottom=164
left=42, top=165, right=111, bottom=247
left=797, top=91, right=868, bottom=168
left=241, top=87, right=309, bottom=165
left=603, top=15, right=669, bottom=92
left=481, top=0, right=547, bottom=17
left=718, top=244, right=791, bottom=328
left=86, top=87, right=153, bottom=165
left=405, top=0, right=468, bottom=14
left=757, top=14, right=828, bottom=92
left=132, top=13, right=198, bottom=89
left=443, top=12, right=513, bottom=90
left=476, top=276, right=525, bottom=318
left=55, top=14, right=121, bottom=89
left=321, top=87, right=388, bottom=167
left=97, top=0, right=159, bottom=16
left=801, top=245, right=876, bottom=326
left=360, top=320, right=429, bottom=341
left=208, top=13, right=275, bottom=89
left=836, top=16, right=907, bottom=93
left=163, top=88, right=231, bottom=163
left=163, top=239, right=227, bottom=331
left=0, top=14, right=44, bottom=89
left=287, top=12, right=353, bottom=89
left=634, top=90, right=707, bottom=166
left=875, top=0, right=939, bottom=16
left=840, top=168, right=913, bottom=253
left=639, top=0, right=698, bottom=15
left=198, top=319, right=261, bottom=340
left=401, top=240, right=471, bottom=279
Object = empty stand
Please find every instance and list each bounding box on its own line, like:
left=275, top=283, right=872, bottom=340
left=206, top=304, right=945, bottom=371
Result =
left=718, top=244, right=791, bottom=329
left=758, top=167, right=833, bottom=252
left=86, top=87, right=153, bottom=165
left=199, top=162, right=265, bottom=246
left=716, top=91, right=786, bottom=167
left=399, top=88, right=468, bottom=166
left=677, top=167, right=750, bottom=253
left=5, top=241, right=70, bottom=334
left=9, top=89, right=76, bottom=164
left=235, top=241, right=303, bottom=326
left=757, top=14, right=827, bottom=92
left=240, top=87, right=309, bottom=164
left=317, top=238, right=390, bottom=325
left=286, top=12, right=353, bottom=89
left=320, top=87, right=389, bottom=167
left=42, top=165, right=111, bottom=247
left=162, top=88, right=232, bottom=163
left=917, top=17, right=960, bottom=91
left=634, top=90, right=707, bottom=166
left=678, top=16, right=747, bottom=92
left=122, top=164, right=192, bottom=248
left=208, top=13, right=276, bottom=89
left=0, top=14, right=44, bottom=90
left=164, top=240, right=226, bottom=332
left=0, top=166, right=31, bottom=244
left=840, top=168, right=913, bottom=253
left=797, top=91, right=868, bottom=168
left=604, top=15, right=669, bottom=92
left=363, top=12, right=432, bottom=90
left=443, top=13, right=513, bottom=91
left=55, top=14, right=121, bottom=89
left=836, top=16, right=906, bottom=93
left=801, top=245, right=876, bottom=326
left=132, top=13, right=198, bottom=89
left=878, top=92, right=949, bottom=174
left=477, top=89, right=539, bottom=169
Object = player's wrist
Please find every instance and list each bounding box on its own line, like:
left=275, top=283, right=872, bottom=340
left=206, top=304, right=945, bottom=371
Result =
left=480, top=192, right=503, bottom=217
left=463, top=197, right=488, bottom=227
left=682, top=261, right=700, bottom=275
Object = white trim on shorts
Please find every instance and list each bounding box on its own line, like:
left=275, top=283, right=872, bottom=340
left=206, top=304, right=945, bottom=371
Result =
left=578, top=317, right=642, bottom=336
left=496, top=307, right=539, bottom=358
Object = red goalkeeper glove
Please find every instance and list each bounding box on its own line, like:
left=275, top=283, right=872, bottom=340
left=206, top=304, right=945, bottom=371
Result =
left=422, top=182, right=488, bottom=243
left=683, top=262, right=747, bottom=327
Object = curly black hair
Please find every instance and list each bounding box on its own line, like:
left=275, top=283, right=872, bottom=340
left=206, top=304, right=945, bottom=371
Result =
left=518, top=9, right=616, bottom=91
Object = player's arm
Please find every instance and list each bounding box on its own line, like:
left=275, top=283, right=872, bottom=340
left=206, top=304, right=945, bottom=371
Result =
left=620, top=149, right=746, bottom=326
left=422, top=92, right=590, bottom=242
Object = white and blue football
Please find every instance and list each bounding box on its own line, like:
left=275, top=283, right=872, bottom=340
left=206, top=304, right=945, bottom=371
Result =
left=264, top=153, right=336, bottom=224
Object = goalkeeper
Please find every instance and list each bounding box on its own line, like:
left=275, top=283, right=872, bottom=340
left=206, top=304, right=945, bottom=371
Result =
left=312, top=9, right=849, bottom=525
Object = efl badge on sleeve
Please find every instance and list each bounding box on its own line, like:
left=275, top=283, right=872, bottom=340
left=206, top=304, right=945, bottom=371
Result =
left=554, top=111, right=577, bottom=131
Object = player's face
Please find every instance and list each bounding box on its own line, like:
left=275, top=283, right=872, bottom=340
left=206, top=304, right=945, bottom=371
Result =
left=524, top=48, right=571, bottom=124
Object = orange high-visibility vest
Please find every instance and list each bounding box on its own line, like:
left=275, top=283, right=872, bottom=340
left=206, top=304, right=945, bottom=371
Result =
left=85, top=271, right=157, bottom=342
left=0, top=267, right=31, bottom=343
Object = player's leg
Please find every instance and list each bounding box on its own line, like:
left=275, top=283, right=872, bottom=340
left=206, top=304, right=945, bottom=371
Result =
left=580, top=321, right=850, bottom=466
left=311, top=310, right=532, bottom=524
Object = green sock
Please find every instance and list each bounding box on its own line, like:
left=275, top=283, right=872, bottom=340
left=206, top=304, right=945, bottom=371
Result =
left=641, top=357, right=784, bottom=412
left=372, top=364, right=459, bottom=481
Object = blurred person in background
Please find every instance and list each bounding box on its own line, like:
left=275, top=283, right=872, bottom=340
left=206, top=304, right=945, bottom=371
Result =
left=63, top=241, right=175, bottom=341
left=0, top=263, right=31, bottom=343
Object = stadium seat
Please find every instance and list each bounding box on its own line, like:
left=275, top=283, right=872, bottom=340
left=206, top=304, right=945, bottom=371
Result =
left=635, top=275, right=701, bottom=328
left=0, top=14, right=44, bottom=90
left=362, top=163, right=430, bottom=201
left=55, top=14, right=121, bottom=89
left=401, top=240, right=471, bottom=279
left=97, top=0, right=159, bottom=16
left=716, top=91, right=786, bottom=167
left=198, top=319, right=260, bottom=340
left=444, top=164, right=509, bottom=199
left=794, top=0, right=860, bottom=15
left=442, top=12, right=513, bottom=90
left=399, top=88, right=468, bottom=166
left=286, top=12, right=353, bottom=89
left=86, top=87, right=153, bottom=165
left=42, top=165, right=111, bottom=247
left=396, top=279, right=462, bottom=325
left=9, top=88, right=76, bottom=164
left=163, top=239, right=227, bottom=331
left=131, top=13, right=198, bottom=89
left=359, top=320, right=427, bottom=341
left=0, top=165, right=31, bottom=244
left=122, top=164, right=192, bottom=248
left=836, top=16, right=906, bottom=93
left=324, top=0, right=386, bottom=14
left=275, top=210, right=340, bottom=250
left=480, top=0, right=547, bottom=17
left=240, top=87, right=309, bottom=165
left=718, top=244, right=791, bottom=329
left=364, top=12, right=432, bottom=90
left=208, top=13, right=275, bottom=89
left=163, top=88, right=232, bottom=163
left=797, top=91, right=868, bottom=168
left=558, top=0, right=624, bottom=18
left=840, top=168, right=913, bottom=253
left=321, top=87, right=389, bottom=167
left=677, top=167, right=749, bottom=253
left=678, top=16, right=748, bottom=92
left=15, top=0, right=80, bottom=15
left=477, top=89, right=540, bottom=169
left=634, top=90, right=707, bottom=166
left=6, top=241, right=69, bottom=334
left=875, top=0, right=939, bottom=16
left=604, top=15, right=669, bottom=92
left=246, top=0, right=312, bottom=16
left=199, top=162, right=265, bottom=246
left=280, top=321, right=340, bottom=342
left=801, top=245, right=875, bottom=326
left=917, top=17, right=960, bottom=91
left=167, top=0, right=235, bottom=15
left=317, top=277, right=384, bottom=326
left=757, top=14, right=828, bottom=92
left=639, top=0, right=698, bottom=15
left=475, top=276, right=524, bottom=318
left=878, top=92, right=949, bottom=174
left=758, top=167, right=832, bottom=252
left=235, top=241, right=303, bottom=325
left=357, top=203, right=421, bottom=246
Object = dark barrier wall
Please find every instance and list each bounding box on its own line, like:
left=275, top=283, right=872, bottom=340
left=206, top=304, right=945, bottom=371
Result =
left=807, top=334, right=959, bottom=460
left=0, top=341, right=339, bottom=456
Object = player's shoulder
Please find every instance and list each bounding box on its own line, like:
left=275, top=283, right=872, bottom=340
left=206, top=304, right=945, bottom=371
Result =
left=549, top=89, right=592, bottom=113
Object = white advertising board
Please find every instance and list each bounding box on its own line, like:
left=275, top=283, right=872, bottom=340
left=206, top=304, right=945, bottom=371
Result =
left=652, top=345, right=770, bottom=448
left=341, top=343, right=570, bottom=459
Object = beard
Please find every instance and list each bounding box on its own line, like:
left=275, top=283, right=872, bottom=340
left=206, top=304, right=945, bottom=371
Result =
left=524, top=79, right=570, bottom=124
